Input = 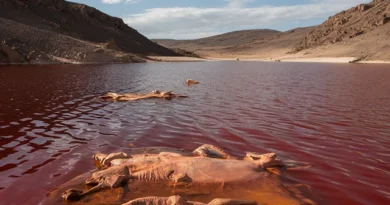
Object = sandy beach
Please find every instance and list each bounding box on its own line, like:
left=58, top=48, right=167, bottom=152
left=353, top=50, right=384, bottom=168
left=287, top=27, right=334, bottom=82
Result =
left=150, top=56, right=390, bottom=64
left=147, top=56, right=212, bottom=62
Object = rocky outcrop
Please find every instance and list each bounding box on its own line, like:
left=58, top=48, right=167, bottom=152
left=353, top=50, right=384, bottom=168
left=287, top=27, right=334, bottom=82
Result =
left=0, top=40, right=26, bottom=64
left=295, top=0, right=390, bottom=51
left=0, top=0, right=179, bottom=64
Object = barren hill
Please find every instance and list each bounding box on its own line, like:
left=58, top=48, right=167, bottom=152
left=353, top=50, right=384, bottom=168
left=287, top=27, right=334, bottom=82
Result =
left=155, top=27, right=314, bottom=59
left=0, top=0, right=178, bottom=64
left=156, top=0, right=390, bottom=62
left=293, top=0, right=390, bottom=61
left=296, top=0, right=390, bottom=51
left=155, top=29, right=280, bottom=48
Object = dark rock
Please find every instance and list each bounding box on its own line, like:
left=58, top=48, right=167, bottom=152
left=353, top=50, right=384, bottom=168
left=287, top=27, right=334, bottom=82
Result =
left=383, top=16, right=390, bottom=24
left=349, top=30, right=365, bottom=38
left=0, top=40, right=26, bottom=63
left=357, top=4, right=371, bottom=12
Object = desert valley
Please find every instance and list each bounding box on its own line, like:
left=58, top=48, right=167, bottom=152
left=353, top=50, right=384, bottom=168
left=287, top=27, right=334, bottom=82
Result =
left=1, top=1, right=390, bottom=205
left=1, top=0, right=390, bottom=64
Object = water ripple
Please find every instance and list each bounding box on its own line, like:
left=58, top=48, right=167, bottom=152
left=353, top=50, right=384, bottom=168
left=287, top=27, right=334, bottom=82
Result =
left=0, top=62, right=390, bottom=205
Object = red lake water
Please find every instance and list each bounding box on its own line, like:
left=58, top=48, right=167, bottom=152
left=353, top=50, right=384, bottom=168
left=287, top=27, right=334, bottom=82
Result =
left=0, top=62, right=389, bottom=205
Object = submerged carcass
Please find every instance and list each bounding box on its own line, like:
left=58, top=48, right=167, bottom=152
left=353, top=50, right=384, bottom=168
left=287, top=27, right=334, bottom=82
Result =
left=186, top=79, right=200, bottom=85
left=101, top=90, right=187, bottom=101
left=44, top=145, right=314, bottom=205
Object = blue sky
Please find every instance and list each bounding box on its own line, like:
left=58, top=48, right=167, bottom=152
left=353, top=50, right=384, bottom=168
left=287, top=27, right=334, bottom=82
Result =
left=72, top=0, right=370, bottom=39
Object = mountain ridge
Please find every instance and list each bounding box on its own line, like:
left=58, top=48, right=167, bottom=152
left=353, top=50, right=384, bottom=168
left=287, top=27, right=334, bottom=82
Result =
left=0, top=0, right=179, bottom=64
left=154, top=27, right=315, bottom=60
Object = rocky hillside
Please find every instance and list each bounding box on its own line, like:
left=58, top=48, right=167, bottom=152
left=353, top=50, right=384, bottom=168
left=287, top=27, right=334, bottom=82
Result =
left=0, top=17, right=146, bottom=64
left=0, top=0, right=178, bottom=64
left=295, top=0, right=390, bottom=51
left=155, top=27, right=313, bottom=59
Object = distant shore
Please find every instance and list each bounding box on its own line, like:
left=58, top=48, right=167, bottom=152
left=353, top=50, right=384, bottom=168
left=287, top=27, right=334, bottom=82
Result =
left=2, top=56, right=389, bottom=66
left=148, top=56, right=390, bottom=64
left=146, top=56, right=211, bottom=62
left=209, top=57, right=390, bottom=64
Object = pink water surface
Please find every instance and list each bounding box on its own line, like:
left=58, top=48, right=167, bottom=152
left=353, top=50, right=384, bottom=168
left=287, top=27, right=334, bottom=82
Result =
left=0, top=62, right=389, bottom=205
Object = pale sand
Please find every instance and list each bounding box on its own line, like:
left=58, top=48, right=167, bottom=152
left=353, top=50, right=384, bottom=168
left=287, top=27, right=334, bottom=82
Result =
left=206, top=56, right=390, bottom=64
left=357, top=60, right=390, bottom=64
left=147, top=56, right=212, bottom=62
left=147, top=56, right=390, bottom=64
left=278, top=57, right=356, bottom=63
left=204, top=56, right=357, bottom=63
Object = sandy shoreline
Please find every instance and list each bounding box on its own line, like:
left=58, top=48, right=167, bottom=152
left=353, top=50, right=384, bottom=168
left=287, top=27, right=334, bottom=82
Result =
left=147, top=56, right=212, bottom=62
left=1, top=56, right=389, bottom=65
left=151, top=56, right=390, bottom=64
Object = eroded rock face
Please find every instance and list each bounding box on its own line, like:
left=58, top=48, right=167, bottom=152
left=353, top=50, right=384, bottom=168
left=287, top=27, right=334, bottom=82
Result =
left=295, top=0, right=390, bottom=51
left=357, top=4, right=372, bottom=12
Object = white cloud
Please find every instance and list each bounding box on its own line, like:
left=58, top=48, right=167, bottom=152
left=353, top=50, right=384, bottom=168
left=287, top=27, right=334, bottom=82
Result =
left=123, top=0, right=369, bottom=39
left=225, top=0, right=253, bottom=8
left=101, top=0, right=140, bottom=4
left=102, top=0, right=122, bottom=4
left=125, top=0, right=141, bottom=4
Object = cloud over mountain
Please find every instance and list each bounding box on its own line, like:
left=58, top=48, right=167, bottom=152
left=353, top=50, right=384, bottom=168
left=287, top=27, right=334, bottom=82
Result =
left=123, top=0, right=369, bottom=39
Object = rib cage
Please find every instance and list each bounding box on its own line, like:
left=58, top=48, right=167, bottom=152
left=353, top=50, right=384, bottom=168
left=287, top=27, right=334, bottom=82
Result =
left=133, top=165, right=172, bottom=181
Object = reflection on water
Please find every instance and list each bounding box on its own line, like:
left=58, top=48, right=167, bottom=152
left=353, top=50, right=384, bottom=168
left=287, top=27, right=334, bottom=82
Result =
left=0, top=62, right=390, bottom=205
left=46, top=176, right=306, bottom=205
